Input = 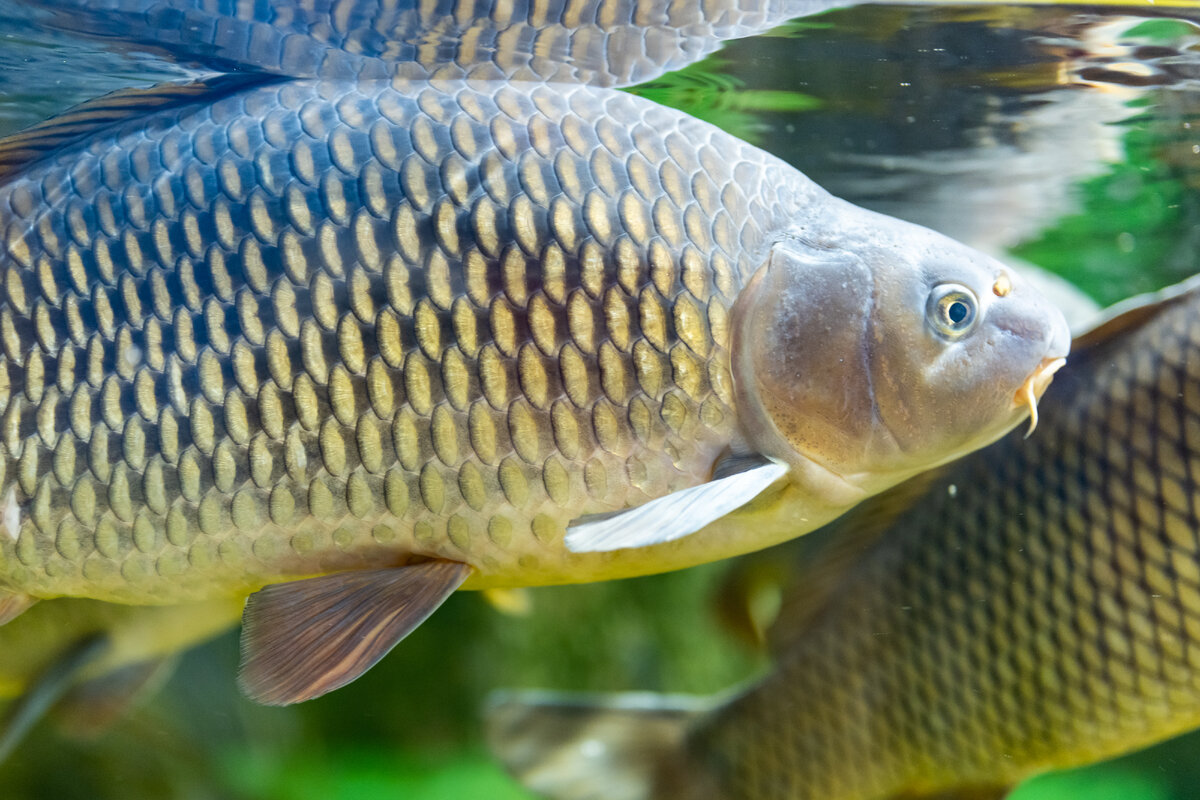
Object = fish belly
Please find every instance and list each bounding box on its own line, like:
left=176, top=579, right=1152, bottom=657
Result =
left=0, top=78, right=806, bottom=603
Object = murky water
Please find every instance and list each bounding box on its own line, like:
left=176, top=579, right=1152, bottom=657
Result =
left=0, top=3, right=1197, bottom=799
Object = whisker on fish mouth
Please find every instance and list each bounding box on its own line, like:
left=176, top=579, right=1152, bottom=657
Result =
left=1019, top=357, right=1067, bottom=437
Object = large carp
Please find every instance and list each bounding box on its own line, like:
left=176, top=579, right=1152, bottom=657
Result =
left=0, top=0, right=1069, bottom=704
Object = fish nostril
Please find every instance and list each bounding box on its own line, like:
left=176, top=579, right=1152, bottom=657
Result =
left=993, top=272, right=1012, bottom=297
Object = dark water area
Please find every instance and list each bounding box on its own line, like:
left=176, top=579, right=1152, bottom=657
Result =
left=634, top=6, right=1200, bottom=307
left=0, top=3, right=1197, bottom=799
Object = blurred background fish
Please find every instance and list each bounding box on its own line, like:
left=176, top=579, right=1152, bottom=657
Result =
left=0, top=596, right=239, bottom=759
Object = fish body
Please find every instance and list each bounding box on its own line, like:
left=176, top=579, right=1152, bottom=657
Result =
left=19, top=0, right=1199, bottom=96
left=0, top=76, right=792, bottom=602
left=490, top=276, right=1200, bottom=799
left=0, top=49, right=1068, bottom=699
left=0, top=74, right=1066, bottom=601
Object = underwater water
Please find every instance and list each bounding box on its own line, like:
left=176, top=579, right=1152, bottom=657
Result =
left=0, top=2, right=1198, bottom=799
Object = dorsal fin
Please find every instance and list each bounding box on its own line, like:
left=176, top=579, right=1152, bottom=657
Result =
left=0, top=73, right=281, bottom=185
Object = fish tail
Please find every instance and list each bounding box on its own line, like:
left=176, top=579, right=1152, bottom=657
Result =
left=486, top=690, right=718, bottom=800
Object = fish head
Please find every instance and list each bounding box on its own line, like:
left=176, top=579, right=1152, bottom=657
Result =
left=731, top=202, right=1071, bottom=499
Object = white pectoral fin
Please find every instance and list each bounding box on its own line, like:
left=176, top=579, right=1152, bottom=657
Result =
left=564, top=459, right=789, bottom=553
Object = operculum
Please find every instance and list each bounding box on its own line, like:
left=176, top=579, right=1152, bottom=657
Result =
left=730, top=241, right=879, bottom=502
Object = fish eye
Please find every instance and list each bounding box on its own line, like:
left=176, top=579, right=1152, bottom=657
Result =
left=926, top=284, right=978, bottom=338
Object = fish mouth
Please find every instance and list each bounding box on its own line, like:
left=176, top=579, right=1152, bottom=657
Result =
left=1014, top=356, right=1067, bottom=437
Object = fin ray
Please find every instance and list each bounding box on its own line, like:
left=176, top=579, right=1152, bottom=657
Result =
left=0, top=594, right=38, bottom=626
left=238, top=561, right=471, bottom=706
left=565, top=460, right=787, bottom=553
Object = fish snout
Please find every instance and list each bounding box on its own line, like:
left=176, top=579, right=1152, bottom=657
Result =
left=1044, top=306, right=1073, bottom=363
left=1006, top=293, right=1071, bottom=437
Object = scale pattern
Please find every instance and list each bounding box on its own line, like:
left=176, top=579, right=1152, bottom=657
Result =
left=689, top=289, right=1200, bottom=799
left=0, top=77, right=805, bottom=603
left=23, top=0, right=801, bottom=87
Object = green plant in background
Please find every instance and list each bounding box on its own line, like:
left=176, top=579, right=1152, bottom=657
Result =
left=628, top=57, right=822, bottom=145
left=1012, top=768, right=1171, bottom=800
left=1012, top=107, right=1200, bottom=306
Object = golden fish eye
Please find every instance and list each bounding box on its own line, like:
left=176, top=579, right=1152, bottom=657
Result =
left=926, top=284, right=978, bottom=338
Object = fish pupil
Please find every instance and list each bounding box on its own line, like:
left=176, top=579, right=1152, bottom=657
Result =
left=925, top=285, right=978, bottom=338
left=948, top=301, right=969, bottom=325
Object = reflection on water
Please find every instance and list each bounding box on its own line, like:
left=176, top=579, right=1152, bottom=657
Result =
left=639, top=6, right=1200, bottom=302
left=0, top=1, right=190, bottom=136
left=0, top=3, right=1198, bottom=799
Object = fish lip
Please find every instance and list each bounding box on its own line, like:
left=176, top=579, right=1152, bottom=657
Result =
left=1028, top=356, right=1066, bottom=398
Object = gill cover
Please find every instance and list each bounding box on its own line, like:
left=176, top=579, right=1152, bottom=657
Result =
left=731, top=242, right=879, bottom=484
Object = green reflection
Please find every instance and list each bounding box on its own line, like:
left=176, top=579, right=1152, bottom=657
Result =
left=1013, top=106, right=1200, bottom=305
left=628, top=57, right=822, bottom=145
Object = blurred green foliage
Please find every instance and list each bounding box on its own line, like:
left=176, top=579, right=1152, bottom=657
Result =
left=1012, top=108, right=1200, bottom=305
left=627, top=57, right=822, bottom=145
left=1012, top=768, right=1171, bottom=800
left=225, top=749, right=531, bottom=800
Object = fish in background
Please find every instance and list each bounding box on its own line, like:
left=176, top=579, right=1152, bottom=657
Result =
left=488, top=273, right=1200, bottom=799
left=0, top=0, right=1069, bottom=706
left=15, top=0, right=1198, bottom=91
left=10, top=0, right=847, bottom=87
left=0, top=596, right=240, bottom=761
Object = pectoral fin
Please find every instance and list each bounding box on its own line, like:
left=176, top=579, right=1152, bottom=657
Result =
left=238, top=560, right=471, bottom=706
left=0, top=593, right=37, bottom=626
left=565, top=458, right=788, bottom=553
